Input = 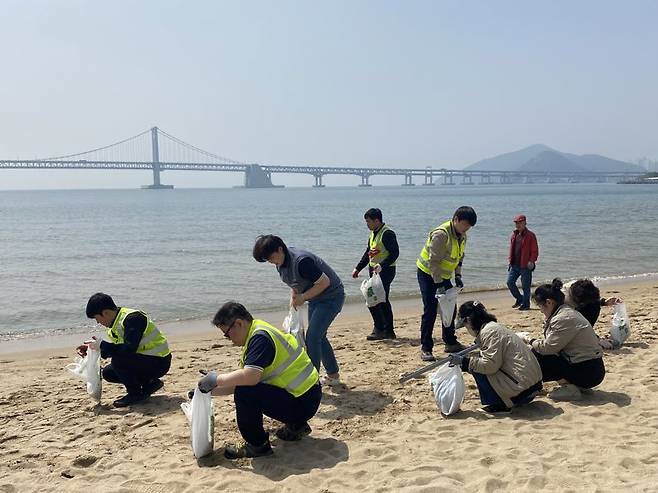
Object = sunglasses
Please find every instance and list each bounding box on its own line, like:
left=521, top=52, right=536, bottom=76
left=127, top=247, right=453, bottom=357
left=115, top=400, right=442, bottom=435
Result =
left=221, top=320, right=237, bottom=339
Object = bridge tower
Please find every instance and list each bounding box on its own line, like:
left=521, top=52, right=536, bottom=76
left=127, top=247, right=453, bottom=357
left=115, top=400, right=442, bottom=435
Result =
left=142, top=127, right=173, bottom=189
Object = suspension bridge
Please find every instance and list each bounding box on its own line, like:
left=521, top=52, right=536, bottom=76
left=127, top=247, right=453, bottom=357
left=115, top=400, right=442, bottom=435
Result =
left=0, top=127, right=643, bottom=188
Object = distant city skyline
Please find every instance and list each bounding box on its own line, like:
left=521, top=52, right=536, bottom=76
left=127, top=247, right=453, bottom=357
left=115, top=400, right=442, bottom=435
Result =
left=1, top=1, right=657, bottom=189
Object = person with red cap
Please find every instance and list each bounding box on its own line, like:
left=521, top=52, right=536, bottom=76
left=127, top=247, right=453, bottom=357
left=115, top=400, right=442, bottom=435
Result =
left=506, top=214, right=539, bottom=310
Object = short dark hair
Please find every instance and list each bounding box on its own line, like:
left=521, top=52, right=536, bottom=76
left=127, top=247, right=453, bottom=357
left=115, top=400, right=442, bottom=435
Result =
left=453, top=206, right=477, bottom=226
left=532, top=278, right=565, bottom=306
left=86, top=292, right=117, bottom=318
left=569, top=279, right=600, bottom=307
left=252, top=235, right=288, bottom=263
left=364, top=208, right=383, bottom=222
left=457, top=300, right=497, bottom=332
left=212, top=301, right=253, bottom=327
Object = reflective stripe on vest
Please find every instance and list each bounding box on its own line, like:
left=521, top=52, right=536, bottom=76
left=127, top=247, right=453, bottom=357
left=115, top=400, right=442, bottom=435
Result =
left=240, top=319, right=319, bottom=397
left=416, top=220, right=466, bottom=279
left=107, top=307, right=171, bottom=357
left=368, top=224, right=396, bottom=267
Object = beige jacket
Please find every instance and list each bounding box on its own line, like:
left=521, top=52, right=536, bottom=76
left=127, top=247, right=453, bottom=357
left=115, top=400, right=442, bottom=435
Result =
left=531, top=304, right=602, bottom=364
left=468, top=322, right=543, bottom=408
left=428, top=227, right=466, bottom=283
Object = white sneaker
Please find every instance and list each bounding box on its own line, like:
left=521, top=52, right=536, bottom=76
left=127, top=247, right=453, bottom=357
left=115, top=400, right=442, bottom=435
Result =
left=548, top=384, right=582, bottom=402
left=320, top=375, right=341, bottom=387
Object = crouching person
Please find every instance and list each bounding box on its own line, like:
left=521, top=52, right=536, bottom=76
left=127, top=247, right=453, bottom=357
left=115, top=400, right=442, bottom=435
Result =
left=81, top=293, right=171, bottom=408
left=198, top=302, right=322, bottom=460
left=448, top=301, right=543, bottom=415
left=526, top=279, right=605, bottom=401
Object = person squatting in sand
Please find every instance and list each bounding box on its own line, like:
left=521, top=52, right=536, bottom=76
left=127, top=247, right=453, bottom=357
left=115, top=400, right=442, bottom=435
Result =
left=448, top=301, right=543, bottom=415
left=197, top=302, right=321, bottom=459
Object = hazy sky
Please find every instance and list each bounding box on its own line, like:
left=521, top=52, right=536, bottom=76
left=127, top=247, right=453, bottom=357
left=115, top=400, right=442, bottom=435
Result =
left=1, top=0, right=657, bottom=189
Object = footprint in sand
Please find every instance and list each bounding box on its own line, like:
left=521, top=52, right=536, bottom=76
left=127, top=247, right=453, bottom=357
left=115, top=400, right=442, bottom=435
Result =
left=71, top=455, right=98, bottom=468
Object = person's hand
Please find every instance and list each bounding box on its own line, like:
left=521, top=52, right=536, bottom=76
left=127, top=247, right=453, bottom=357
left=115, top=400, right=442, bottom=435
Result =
left=454, top=276, right=464, bottom=289
left=515, top=331, right=531, bottom=344
left=351, top=268, right=359, bottom=279
left=527, top=261, right=535, bottom=270
left=76, top=344, right=88, bottom=357
left=372, top=264, right=382, bottom=274
left=84, top=337, right=100, bottom=351
left=448, top=354, right=463, bottom=367
left=198, top=370, right=218, bottom=393
left=291, top=290, right=306, bottom=308
left=435, top=284, right=447, bottom=296
left=604, top=297, right=622, bottom=306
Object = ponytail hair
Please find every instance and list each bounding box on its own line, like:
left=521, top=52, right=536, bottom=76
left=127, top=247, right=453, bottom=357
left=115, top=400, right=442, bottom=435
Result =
left=457, top=300, right=497, bottom=332
left=532, top=278, right=565, bottom=306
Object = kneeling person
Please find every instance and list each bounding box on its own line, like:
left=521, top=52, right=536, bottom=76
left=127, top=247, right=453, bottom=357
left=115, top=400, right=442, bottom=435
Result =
left=448, top=301, right=543, bottom=414
left=198, top=302, right=321, bottom=460
left=81, top=292, right=171, bottom=408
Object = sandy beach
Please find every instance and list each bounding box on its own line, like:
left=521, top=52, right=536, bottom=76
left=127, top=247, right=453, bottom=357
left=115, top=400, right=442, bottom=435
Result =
left=1, top=277, right=657, bottom=492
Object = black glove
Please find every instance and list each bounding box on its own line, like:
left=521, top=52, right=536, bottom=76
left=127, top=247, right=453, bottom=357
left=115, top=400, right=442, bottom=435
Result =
left=455, top=276, right=464, bottom=289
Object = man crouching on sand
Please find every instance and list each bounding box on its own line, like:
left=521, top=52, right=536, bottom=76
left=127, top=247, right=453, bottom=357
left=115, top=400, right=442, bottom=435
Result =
left=197, top=301, right=322, bottom=459
left=78, top=293, right=172, bottom=408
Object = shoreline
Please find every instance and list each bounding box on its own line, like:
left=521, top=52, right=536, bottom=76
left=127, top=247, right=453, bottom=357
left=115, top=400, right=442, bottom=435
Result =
left=3, top=274, right=656, bottom=358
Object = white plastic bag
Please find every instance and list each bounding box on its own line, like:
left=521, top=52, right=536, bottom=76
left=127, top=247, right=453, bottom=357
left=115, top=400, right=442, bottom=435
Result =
left=283, top=307, right=306, bottom=348
left=360, top=273, right=387, bottom=307
left=66, top=347, right=102, bottom=402
left=181, top=388, right=215, bottom=459
left=428, top=362, right=465, bottom=416
left=610, top=302, right=631, bottom=346
left=436, top=287, right=460, bottom=326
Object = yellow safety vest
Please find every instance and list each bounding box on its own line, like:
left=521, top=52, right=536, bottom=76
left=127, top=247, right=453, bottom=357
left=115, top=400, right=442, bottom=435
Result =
left=368, top=224, right=396, bottom=267
left=416, top=220, right=466, bottom=280
left=240, top=319, right=319, bottom=397
left=107, top=307, right=171, bottom=357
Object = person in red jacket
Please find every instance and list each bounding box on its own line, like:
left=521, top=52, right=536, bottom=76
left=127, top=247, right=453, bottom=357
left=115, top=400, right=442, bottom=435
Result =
left=506, top=214, right=539, bottom=310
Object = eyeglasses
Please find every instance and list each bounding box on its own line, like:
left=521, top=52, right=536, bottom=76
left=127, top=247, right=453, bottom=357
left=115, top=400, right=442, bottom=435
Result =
left=221, top=320, right=237, bottom=339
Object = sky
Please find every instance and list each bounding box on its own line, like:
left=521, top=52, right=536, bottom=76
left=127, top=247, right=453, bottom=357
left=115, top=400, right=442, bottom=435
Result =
left=1, top=0, right=657, bottom=189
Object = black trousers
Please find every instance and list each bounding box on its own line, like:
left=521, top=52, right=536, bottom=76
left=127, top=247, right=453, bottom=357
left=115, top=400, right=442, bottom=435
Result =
left=417, top=268, right=457, bottom=350
left=234, top=383, right=322, bottom=446
left=102, top=352, right=172, bottom=396
left=367, top=266, right=396, bottom=334
left=533, top=350, right=605, bottom=388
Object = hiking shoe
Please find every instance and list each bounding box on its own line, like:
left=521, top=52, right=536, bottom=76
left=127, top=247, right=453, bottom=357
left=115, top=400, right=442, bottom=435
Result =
left=548, top=384, right=583, bottom=402
left=275, top=422, right=312, bottom=441
left=366, top=331, right=387, bottom=341
left=512, top=300, right=522, bottom=308
left=385, top=331, right=397, bottom=340
left=320, top=375, right=341, bottom=387
left=421, top=350, right=436, bottom=362
left=444, top=342, right=467, bottom=353
left=480, top=404, right=512, bottom=415
left=113, top=392, right=147, bottom=408
left=142, top=379, right=164, bottom=396
left=517, top=305, right=530, bottom=311
left=224, top=440, right=273, bottom=460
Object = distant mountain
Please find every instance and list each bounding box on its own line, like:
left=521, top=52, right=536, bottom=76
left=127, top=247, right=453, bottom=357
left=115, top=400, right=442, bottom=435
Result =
left=465, top=145, right=644, bottom=173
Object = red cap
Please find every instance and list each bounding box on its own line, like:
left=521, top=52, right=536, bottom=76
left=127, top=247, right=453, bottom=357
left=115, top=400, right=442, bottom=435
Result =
left=513, top=214, right=527, bottom=222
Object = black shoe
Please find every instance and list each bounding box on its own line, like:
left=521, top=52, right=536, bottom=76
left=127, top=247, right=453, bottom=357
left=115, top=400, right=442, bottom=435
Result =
left=142, top=379, right=164, bottom=396
left=366, top=331, right=387, bottom=341
left=444, top=342, right=467, bottom=353
left=512, top=300, right=522, bottom=308
left=421, top=350, right=436, bottom=362
left=275, top=422, right=312, bottom=441
left=224, top=440, right=273, bottom=460
left=113, top=392, right=147, bottom=408
left=517, top=305, right=530, bottom=311
left=384, top=331, right=397, bottom=340
left=480, top=404, right=511, bottom=415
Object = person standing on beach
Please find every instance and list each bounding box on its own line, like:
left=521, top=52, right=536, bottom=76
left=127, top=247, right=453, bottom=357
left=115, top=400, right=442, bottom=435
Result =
left=253, top=235, right=345, bottom=387
left=198, top=302, right=321, bottom=459
left=352, top=208, right=399, bottom=341
left=416, top=206, right=477, bottom=361
left=506, top=214, right=539, bottom=311
left=79, top=293, right=171, bottom=408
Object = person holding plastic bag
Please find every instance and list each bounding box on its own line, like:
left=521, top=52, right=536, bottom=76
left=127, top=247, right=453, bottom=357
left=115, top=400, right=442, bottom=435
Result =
left=416, top=206, right=477, bottom=361
left=448, top=301, right=543, bottom=415
left=79, top=293, right=171, bottom=408
left=521, top=279, right=605, bottom=401
left=352, top=208, right=399, bottom=341
left=197, top=302, right=321, bottom=460
left=253, top=234, right=344, bottom=387
left=564, top=279, right=625, bottom=349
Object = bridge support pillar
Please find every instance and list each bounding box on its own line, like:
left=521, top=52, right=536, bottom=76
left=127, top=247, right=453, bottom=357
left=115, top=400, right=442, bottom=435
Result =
left=500, top=174, right=512, bottom=184
left=402, top=173, right=415, bottom=186
left=142, top=127, right=173, bottom=189
left=480, top=174, right=492, bottom=185
left=313, top=174, right=325, bottom=188
left=358, top=174, right=372, bottom=187
left=461, top=174, right=474, bottom=185
left=423, top=172, right=434, bottom=186
left=442, top=173, right=455, bottom=185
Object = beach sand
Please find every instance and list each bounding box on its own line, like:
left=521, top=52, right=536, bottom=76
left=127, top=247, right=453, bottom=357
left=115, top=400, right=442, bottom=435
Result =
left=1, top=278, right=657, bottom=492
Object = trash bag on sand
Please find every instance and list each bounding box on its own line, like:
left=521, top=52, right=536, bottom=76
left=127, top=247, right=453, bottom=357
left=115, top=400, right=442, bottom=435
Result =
left=610, top=302, right=631, bottom=347
left=360, top=273, right=386, bottom=307
left=436, top=287, right=460, bottom=326
left=428, top=362, right=465, bottom=416
left=283, top=307, right=306, bottom=349
left=181, top=388, right=215, bottom=459
left=66, top=347, right=102, bottom=402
